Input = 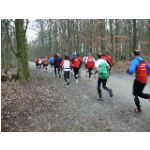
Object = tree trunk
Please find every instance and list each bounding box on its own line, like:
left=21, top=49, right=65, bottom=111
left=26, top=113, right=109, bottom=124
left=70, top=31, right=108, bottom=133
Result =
left=39, top=20, right=45, bottom=50
left=128, top=19, right=132, bottom=59
left=148, top=19, right=150, bottom=49
left=48, top=19, right=52, bottom=55
left=115, top=19, right=119, bottom=62
left=100, top=19, right=106, bottom=51
left=109, top=19, right=114, bottom=56
left=132, top=19, right=137, bottom=50
left=15, top=19, right=30, bottom=80
left=3, top=20, right=11, bottom=69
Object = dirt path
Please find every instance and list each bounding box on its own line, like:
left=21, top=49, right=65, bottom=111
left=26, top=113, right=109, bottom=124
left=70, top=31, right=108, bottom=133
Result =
left=49, top=67, right=150, bottom=131
left=1, top=62, right=150, bottom=132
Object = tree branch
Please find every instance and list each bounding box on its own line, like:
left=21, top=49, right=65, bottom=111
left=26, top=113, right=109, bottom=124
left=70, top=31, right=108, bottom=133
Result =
left=9, top=40, right=18, bottom=58
left=24, top=19, right=29, bottom=35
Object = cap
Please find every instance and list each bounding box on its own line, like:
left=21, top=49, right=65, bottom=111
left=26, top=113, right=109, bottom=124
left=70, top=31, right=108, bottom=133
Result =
left=133, top=49, right=141, bottom=55
left=97, top=52, right=103, bottom=57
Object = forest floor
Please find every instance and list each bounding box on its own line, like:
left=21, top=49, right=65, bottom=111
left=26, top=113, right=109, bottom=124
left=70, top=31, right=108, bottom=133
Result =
left=1, top=62, right=150, bottom=132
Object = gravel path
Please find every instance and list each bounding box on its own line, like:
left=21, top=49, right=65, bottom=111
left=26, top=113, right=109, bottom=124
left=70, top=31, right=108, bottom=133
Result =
left=1, top=62, right=150, bottom=132
left=50, top=68, right=150, bottom=132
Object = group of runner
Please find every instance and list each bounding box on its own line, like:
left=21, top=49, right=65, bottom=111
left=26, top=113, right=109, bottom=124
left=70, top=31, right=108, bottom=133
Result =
left=34, top=49, right=150, bottom=113
left=34, top=56, right=49, bottom=71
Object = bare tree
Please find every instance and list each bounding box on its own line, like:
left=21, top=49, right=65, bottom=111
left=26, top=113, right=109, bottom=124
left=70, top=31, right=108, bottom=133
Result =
left=132, top=19, right=137, bottom=50
left=15, top=19, right=30, bottom=80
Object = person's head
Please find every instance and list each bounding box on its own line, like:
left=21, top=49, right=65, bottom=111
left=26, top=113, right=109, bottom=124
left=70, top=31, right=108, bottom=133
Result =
left=77, top=53, right=80, bottom=57
left=72, top=53, right=77, bottom=59
left=102, top=53, right=105, bottom=57
left=54, top=54, right=58, bottom=58
left=64, top=55, right=69, bottom=60
left=133, top=49, right=141, bottom=56
left=97, top=52, right=103, bottom=59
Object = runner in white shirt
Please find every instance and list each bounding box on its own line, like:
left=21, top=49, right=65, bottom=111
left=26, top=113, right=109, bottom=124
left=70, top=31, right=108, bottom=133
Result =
left=60, top=55, right=71, bottom=87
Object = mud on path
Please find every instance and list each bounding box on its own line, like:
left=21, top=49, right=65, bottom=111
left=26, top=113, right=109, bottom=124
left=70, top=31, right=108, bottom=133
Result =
left=1, top=62, right=150, bottom=131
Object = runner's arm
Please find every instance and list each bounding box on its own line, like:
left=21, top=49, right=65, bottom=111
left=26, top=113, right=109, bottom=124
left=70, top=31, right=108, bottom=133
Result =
left=94, top=60, right=99, bottom=75
left=128, top=59, right=139, bottom=75
left=147, top=64, right=150, bottom=76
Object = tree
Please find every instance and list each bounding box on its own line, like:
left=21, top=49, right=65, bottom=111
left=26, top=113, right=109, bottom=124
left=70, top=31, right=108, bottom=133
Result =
left=128, top=19, right=132, bottom=59
left=27, top=19, right=150, bottom=62
left=109, top=19, right=114, bottom=56
left=132, top=19, right=137, bottom=50
left=15, top=19, right=30, bottom=80
left=148, top=19, right=150, bottom=50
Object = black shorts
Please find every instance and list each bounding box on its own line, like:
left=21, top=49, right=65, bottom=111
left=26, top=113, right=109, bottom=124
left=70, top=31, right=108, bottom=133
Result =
left=133, top=79, right=146, bottom=96
left=64, top=71, right=70, bottom=79
left=43, top=64, right=48, bottom=67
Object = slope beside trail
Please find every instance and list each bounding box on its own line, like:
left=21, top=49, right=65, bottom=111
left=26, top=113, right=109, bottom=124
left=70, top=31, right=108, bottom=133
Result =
left=1, top=62, right=150, bottom=131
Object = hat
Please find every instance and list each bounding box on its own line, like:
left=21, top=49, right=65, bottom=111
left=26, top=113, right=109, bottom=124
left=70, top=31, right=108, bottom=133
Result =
left=97, top=52, right=102, bottom=57
left=133, top=49, right=141, bottom=56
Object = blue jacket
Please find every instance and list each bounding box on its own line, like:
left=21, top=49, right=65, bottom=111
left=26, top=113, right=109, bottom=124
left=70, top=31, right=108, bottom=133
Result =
left=49, top=57, right=54, bottom=64
left=129, top=56, right=150, bottom=76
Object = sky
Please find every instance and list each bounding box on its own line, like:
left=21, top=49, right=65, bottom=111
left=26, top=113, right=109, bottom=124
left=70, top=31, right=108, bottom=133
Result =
left=27, top=20, right=38, bottom=42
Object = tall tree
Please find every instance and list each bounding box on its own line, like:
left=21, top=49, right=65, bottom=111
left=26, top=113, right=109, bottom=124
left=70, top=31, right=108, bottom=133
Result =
left=128, top=19, right=132, bottom=59
left=100, top=19, right=106, bottom=50
left=1, top=20, right=12, bottom=69
left=132, top=19, right=137, bottom=50
left=109, top=19, right=114, bottom=56
left=15, top=19, right=30, bottom=80
left=148, top=19, right=150, bottom=50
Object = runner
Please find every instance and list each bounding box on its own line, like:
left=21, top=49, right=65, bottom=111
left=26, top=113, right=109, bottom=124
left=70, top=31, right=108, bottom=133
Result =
left=76, top=54, right=83, bottom=78
left=71, top=54, right=81, bottom=83
left=83, top=55, right=88, bottom=77
left=60, top=55, right=71, bottom=88
left=127, top=49, right=150, bottom=113
left=43, top=55, right=49, bottom=72
left=34, top=57, right=39, bottom=70
left=41, top=57, right=45, bottom=70
left=86, top=53, right=96, bottom=79
left=38, top=57, right=42, bottom=70
left=102, top=51, right=114, bottom=71
left=94, top=53, right=113, bottom=101
left=54, top=54, right=62, bottom=78
left=49, top=56, right=54, bottom=68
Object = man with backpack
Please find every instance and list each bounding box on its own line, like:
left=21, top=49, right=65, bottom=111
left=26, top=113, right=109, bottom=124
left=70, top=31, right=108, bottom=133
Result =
left=94, top=53, right=113, bottom=101
left=71, top=54, right=81, bottom=83
left=86, top=53, right=96, bottom=79
left=127, top=49, right=150, bottom=113
left=102, top=51, right=114, bottom=70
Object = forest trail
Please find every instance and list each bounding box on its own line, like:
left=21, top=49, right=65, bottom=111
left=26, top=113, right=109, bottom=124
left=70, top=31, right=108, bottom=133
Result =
left=1, top=62, right=150, bottom=132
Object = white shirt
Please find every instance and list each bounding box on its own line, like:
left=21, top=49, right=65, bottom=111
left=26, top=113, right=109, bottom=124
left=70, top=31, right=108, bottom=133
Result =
left=38, top=58, right=42, bottom=64
left=62, top=60, right=71, bottom=71
left=95, top=59, right=110, bottom=70
left=85, top=56, right=96, bottom=64
left=83, top=56, right=88, bottom=64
